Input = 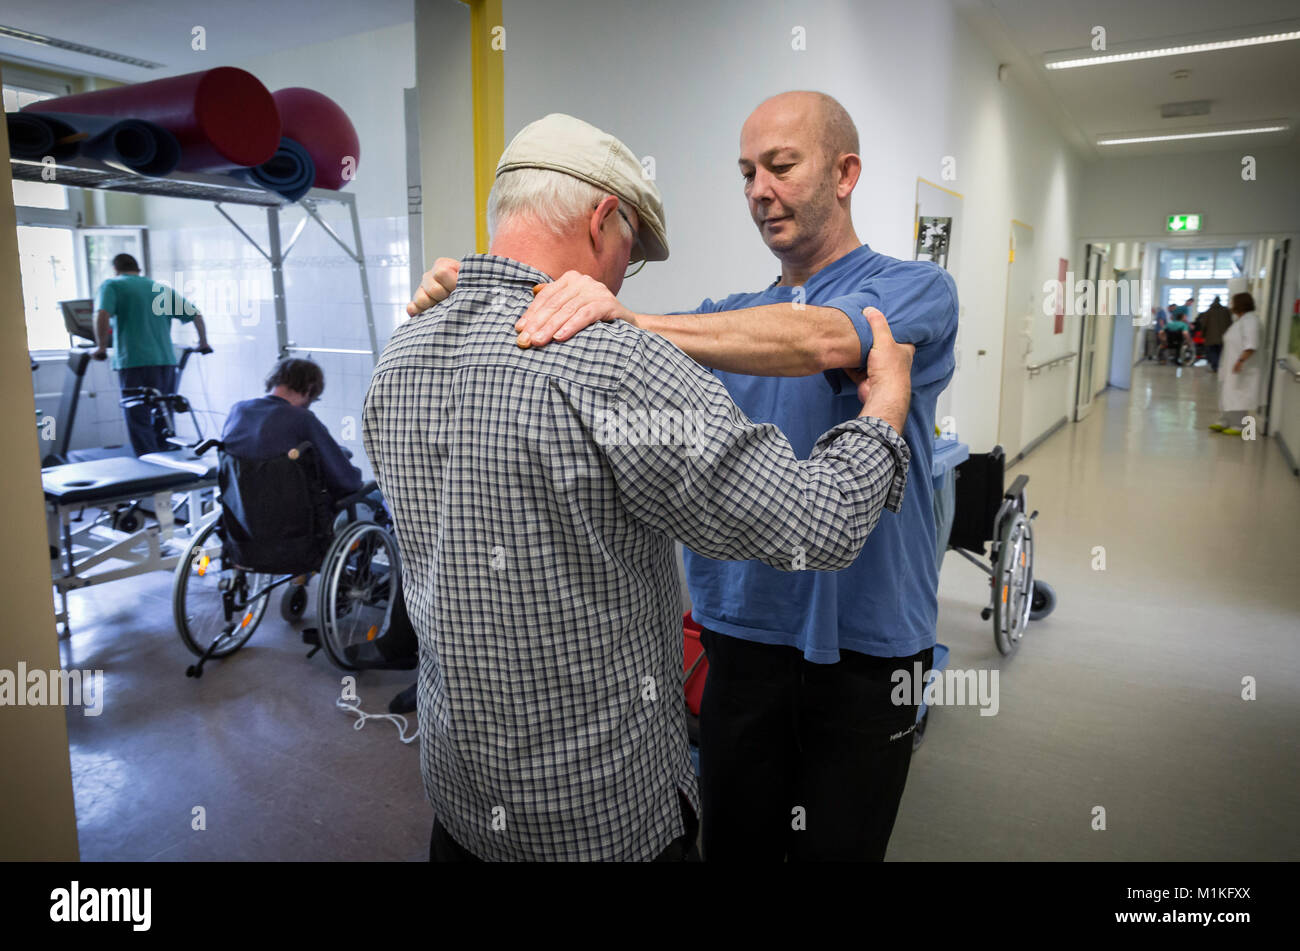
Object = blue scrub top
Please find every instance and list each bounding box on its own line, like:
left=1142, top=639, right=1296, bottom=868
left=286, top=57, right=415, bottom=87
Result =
left=682, top=243, right=959, bottom=662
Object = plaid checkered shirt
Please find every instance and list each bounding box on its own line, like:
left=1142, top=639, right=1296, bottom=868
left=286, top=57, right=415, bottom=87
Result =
left=362, top=254, right=911, bottom=861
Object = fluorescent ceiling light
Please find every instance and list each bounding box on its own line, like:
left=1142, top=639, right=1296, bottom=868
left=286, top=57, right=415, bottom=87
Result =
left=1097, top=125, right=1288, bottom=145
left=1046, top=29, right=1300, bottom=70
left=0, top=24, right=164, bottom=69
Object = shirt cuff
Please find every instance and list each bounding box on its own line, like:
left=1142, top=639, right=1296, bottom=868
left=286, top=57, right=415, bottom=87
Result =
left=817, top=415, right=911, bottom=513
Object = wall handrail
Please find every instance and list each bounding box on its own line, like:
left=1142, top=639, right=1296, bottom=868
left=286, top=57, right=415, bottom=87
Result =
left=1027, top=351, right=1078, bottom=377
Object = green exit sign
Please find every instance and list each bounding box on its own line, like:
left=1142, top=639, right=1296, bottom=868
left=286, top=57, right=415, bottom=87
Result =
left=1167, top=213, right=1203, bottom=232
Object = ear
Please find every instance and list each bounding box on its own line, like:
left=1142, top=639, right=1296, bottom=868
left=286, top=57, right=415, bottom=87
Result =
left=589, top=194, right=621, bottom=254
left=836, top=153, right=862, bottom=199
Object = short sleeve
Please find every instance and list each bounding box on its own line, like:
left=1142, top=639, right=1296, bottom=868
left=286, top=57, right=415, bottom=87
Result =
left=1243, top=315, right=1260, bottom=351
left=96, top=281, right=115, bottom=314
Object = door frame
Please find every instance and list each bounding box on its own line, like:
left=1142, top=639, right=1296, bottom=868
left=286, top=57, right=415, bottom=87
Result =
left=1074, top=243, right=1107, bottom=421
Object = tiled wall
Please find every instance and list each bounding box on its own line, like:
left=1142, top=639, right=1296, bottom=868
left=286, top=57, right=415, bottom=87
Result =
left=148, top=212, right=412, bottom=482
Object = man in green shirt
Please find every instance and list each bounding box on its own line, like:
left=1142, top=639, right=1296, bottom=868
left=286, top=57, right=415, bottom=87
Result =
left=91, top=253, right=212, bottom=453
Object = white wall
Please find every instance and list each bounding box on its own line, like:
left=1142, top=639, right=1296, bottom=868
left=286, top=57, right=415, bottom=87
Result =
left=1079, top=147, right=1300, bottom=242
left=421, top=0, right=1086, bottom=456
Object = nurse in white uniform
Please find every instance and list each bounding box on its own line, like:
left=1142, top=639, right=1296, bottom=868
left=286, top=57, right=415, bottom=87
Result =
left=1211, top=291, right=1262, bottom=435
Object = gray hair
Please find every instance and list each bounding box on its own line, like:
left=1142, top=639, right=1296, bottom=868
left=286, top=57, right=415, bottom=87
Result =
left=487, top=167, right=633, bottom=242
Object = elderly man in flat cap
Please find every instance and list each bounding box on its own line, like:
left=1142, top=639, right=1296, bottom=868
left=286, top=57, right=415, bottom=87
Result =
left=364, top=113, right=914, bottom=862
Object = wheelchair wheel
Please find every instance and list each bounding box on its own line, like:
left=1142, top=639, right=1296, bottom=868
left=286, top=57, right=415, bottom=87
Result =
left=1179, top=342, right=1196, bottom=367
left=280, top=583, right=309, bottom=623
left=991, top=510, right=1034, bottom=655
left=316, top=520, right=402, bottom=670
left=173, top=515, right=272, bottom=658
left=1029, top=579, right=1057, bottom=620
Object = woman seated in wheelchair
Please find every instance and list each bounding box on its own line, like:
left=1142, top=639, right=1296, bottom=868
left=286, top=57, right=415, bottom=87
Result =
left=221, top=359, right=418, bottom=691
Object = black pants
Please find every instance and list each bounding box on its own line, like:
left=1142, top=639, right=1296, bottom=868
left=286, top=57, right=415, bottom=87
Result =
left=380, top=578, right=418, bottom=661
left=698, top=627, right=932, bottom=862
left=430, top=789, right=699, bottom=862
left=118, top=364, right=177, bottom=455
left=1206, top=343, right=1222, bottom=371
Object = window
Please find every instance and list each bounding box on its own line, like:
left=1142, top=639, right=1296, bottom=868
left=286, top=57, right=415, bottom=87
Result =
left=1197, top=287, right=1229, bottom=313
left=1164, top=287, right=1193, bottom=309
left=16, top=225, right=81, bottom=351
left=1159, top=247, right=1244, bottom=280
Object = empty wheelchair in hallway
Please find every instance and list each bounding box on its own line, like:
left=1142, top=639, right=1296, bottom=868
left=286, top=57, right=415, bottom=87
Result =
left=946, top=446, right=1056, bottom=655
left=172, top=438, right=402, bottom=677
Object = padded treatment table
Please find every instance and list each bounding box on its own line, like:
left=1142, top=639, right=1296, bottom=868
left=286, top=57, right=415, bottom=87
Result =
left=44, top=455, right=218, bottom=636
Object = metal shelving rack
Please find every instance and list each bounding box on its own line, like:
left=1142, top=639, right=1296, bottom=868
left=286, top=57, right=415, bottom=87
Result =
left=10, top=155, right=379, bottom=365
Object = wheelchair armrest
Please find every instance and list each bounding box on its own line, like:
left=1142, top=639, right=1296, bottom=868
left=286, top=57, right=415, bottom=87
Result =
left=1005, top=474, right=1029, bottom=501
left=334, top=481, right=379, bottom=511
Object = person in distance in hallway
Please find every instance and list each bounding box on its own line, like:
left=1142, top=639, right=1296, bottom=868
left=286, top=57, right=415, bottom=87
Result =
left=1200, top=295, right=1232, bottom=374
left=1209, top=292, right=1262, bottom=436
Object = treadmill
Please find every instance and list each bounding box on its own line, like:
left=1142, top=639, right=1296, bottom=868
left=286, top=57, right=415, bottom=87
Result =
left=40, top=299, right=133, bottom=467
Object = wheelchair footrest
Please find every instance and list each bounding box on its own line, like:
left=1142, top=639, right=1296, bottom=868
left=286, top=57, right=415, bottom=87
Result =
left=302, top=627, right=320, bottom=646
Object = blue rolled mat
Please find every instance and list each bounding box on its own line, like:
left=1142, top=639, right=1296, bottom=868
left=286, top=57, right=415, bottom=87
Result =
left=230, top=136, right=315, bottom=201
left=7, top=111, right=181, bottom=176
left=6, top=112, right=80, bottom=162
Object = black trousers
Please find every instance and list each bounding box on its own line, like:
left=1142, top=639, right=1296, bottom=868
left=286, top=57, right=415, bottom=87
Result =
left=1206, top=343, right=1223, bottom=371
left=698, top=626, right=932, bottom=862
left=118, top=364, right=177, bottom=455
left=429, top=789, right=699, bottom=862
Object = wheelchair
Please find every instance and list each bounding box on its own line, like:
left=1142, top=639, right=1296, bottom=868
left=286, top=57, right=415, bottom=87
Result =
left=947, top=446, right=1056, bottom=655
left=1156, top=331, right=1196, bottom=367
left=172, top=437, right=402, bottom=678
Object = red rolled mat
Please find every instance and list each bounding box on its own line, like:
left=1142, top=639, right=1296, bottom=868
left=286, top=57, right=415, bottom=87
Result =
left=24, top=67, right=280, bottom=172
left=271, top=87, right=359, bottom=190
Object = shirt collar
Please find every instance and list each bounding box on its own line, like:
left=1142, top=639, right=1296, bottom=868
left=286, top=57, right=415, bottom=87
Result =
left=456, top=253, right=554, bottom=290
left=767, top=243, right=881, bottom=290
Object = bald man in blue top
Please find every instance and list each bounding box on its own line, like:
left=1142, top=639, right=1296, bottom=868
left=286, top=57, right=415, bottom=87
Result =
left=412, top=91, right=958, bottom=861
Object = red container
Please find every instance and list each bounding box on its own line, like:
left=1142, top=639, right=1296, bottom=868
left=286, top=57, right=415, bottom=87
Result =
left=683, top=611, right=708, bottom=716
left=26, top=67, right=280, bottom=172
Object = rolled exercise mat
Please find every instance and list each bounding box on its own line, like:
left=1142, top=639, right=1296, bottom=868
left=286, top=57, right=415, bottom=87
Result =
left=15, top=112, right=181, bottom=176
left=230, top=136, right=315, bottom=202
left=6, top=112, right=80, bottom=161
left=23, top=67, right=279, bottom=172
left=271, top=87, right=360, bottom=190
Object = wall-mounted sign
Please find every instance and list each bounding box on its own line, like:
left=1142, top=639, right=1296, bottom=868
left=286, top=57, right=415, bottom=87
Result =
left=1166, top=213, right=1203, bottom=233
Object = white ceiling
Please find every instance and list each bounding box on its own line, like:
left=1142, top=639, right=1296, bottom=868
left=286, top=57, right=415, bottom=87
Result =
left=2, top=0, right=1297, bottom=161
left=0, top=0, right=413, bottom=83
left=972, top=0, right=1300, bottom=158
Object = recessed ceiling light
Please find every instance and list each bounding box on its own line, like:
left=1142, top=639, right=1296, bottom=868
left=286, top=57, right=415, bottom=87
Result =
left=0, top=24, right=164, bottom=68
left=1045, top=30, right=1300, bottom=70
left=1097, top=125, right=1288, bottom=145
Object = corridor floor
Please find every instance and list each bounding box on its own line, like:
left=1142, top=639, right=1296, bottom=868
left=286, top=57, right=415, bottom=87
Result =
left=891, top=360, right=1300, bottom=860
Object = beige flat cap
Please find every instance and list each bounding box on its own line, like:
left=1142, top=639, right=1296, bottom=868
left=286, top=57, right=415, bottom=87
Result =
left=496, top=113, right=668, bottom=263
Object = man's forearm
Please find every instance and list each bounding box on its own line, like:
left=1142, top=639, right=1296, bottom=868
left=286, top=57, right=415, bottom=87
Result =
left=191, top=313, right=209, bottom=346
left=634, top=304, right=861, bottom=376
left=94, top=310, right=111, bottom=349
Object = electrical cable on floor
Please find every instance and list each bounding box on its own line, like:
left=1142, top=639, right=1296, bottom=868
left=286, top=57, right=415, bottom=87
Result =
left=335, top=696, right=419, bottom=744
